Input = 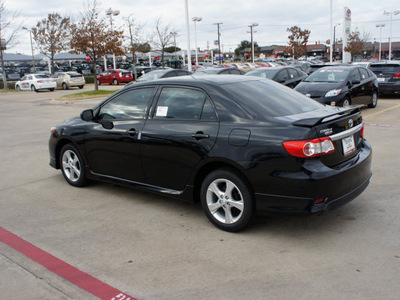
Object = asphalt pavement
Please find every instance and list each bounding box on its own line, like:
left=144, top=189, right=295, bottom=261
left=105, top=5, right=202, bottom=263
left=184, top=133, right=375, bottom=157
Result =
left=1, top=86, right=399, bottom=300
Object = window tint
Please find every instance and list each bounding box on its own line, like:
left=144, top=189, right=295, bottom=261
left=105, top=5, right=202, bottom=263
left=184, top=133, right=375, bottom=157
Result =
left=154, top=87, right=214, bottom=120
left=359, top=68, right=369, bottom=80
left=224, top=80, right=322, bottom=119
left=98, top=88, right=155, bottom=120
left=288, top=68, right=298, bottom=79
left=276, top=69, right=289, bottom=81
left=230, top=69, right=242, bottom=75
left=163, top=71, right=177, bottom=78
left=350, top=69, right=362, bottom=82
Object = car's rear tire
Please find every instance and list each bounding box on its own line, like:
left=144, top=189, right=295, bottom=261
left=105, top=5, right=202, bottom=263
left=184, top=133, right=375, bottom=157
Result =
left=113, top=79, right=119, bottom=85
left=60, top=144, right=87, bottom=187
left=49, top=88, right=54, bottom=91
left=79, top=85, right=84, bottom=89
left=31, top=85, right=37, bottom=92
left=342, top=97, right=351, bottom=107
left=62, top=82, right=68, bottom=90
left=200, top=169, right=254, bottom=232
left=368, top=91, right=378, bottom=108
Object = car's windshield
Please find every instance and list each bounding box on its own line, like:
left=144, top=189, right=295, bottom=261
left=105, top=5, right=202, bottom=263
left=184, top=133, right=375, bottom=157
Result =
left=304, top=68, right=349, bottom=82
left=245, top=69, right=277, bottom=79
left=224, top=79, right=322, bottom=119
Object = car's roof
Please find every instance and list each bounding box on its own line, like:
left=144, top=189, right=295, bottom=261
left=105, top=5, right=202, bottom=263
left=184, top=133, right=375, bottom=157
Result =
left=130, top=75, right=260, bottom=88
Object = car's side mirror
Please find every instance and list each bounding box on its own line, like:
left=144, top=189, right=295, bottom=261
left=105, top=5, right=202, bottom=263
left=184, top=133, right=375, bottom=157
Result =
left=80, top=109, right=94, bottom=121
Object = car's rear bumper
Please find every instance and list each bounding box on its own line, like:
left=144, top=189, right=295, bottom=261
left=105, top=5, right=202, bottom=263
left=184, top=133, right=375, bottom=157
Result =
left=378, top=82, right=400, bottom=94
left=254, top=140, right=372, bottom=214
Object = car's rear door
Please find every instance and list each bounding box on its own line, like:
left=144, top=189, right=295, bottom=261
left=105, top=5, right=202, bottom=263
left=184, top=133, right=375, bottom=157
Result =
left=140, top=86, right=219, bottom=190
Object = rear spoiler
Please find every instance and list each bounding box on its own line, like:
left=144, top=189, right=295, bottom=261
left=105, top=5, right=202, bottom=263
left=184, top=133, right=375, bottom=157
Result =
left=292, top=105, right=363, bottom=127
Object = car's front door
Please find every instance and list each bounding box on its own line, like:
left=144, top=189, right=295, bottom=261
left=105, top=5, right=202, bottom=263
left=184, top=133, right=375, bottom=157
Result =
left=348, top=69, right=364, bottom=105
left=141, top=86, right=219, bottom=191
left=83, top=87, right=156, bottom=182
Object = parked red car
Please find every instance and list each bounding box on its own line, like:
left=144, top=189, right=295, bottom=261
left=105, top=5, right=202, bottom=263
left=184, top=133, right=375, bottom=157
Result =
left=96, top=69, right=133, bottom=85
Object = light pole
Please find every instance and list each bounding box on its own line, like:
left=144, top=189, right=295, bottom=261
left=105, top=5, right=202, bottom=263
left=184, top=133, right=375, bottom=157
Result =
left=106, top=7, right=120, bottom=69
left=184, top=0, right=191, bottom=71
left=170, top=31, right=177, bottom=59
left=248, top=23, right=258, bottom=63
left=22, top=27, right=35, bottom=71
left=333, top=23, right=340, bottom=61
left=376, top=24, right=385, bottom=61
left=214, top=23, right=223, bottom=64
left=383, top=10, right=400, bottom=61
left=192, top=17, right=202, bottom=66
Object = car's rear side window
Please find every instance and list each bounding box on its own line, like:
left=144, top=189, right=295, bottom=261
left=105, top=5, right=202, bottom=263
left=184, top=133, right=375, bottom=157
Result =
left=369, top=64, right=400, bottom=73
left=223, top=79, right=322, bottom=119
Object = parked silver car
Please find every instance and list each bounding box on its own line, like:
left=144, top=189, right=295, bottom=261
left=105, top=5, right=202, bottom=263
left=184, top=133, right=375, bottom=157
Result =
left=52, top=72, right=85, bottom=90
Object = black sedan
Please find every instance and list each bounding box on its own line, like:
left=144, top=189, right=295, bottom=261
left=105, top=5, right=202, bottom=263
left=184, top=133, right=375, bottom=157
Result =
left=368, top=61, right=400, bottom=95
left=295, top=66, right=379, bottom=108
left=245, top=67, right=307, bottom=88
left=49, top=76, right=372, bottom=232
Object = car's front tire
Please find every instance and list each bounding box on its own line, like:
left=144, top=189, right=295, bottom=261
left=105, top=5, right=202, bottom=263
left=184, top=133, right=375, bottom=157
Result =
left=16, top=85, right=21, bottom=91
left=200, top=169, right=254, bottom=232
left=60, top=144, right=87, bottom=187
left=368, top=91, right=378, bottom=108
left=342, top=97, right=351, bottom=107
left=97, top=79, right=101, bottom=85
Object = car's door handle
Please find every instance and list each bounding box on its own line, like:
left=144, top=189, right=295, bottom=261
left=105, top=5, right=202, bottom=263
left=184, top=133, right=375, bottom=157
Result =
left=191, top=132, right=210, bottom=140
left=126, top=128, right=137, bottom=136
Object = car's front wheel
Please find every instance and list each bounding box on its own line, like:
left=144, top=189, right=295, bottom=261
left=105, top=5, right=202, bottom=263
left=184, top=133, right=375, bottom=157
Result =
left=97, top=79, right=101, bottom=85
left=342, top=97, right=351, bottom=107
left=60, top=144, right=87, bottom=187
left=16, top=85, right=21, bottom=91
left=200, top=169, right=254, bottom=232
left=368, top=91, right=378, bottom=108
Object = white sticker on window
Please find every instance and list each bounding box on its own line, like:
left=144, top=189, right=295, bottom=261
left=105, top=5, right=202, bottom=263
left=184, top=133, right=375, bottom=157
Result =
left=156, top=106, right=168, bottom=117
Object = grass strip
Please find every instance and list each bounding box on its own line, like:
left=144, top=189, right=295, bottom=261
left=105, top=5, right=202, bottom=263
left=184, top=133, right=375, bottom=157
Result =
left=57, top=90, right=118, bottom=101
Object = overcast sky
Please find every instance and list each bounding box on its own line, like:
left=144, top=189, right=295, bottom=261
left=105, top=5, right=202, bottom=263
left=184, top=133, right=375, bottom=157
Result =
left=4, top=0, right=400, bottom=55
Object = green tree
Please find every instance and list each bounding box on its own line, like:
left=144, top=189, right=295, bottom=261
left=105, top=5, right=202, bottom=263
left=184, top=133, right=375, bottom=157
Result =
left=287, top=26, right=311, bottom=58
left=234, top=40, right=259, bottom=56
left=31, top=13, right=71, bottom=74
left=70, top=0, right=124, bottom=90
left=164, top=46, right=181, bottom=53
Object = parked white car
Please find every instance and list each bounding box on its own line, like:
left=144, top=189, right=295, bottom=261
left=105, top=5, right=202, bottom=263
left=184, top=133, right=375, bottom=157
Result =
left=15, top=74, right=56, bottom=92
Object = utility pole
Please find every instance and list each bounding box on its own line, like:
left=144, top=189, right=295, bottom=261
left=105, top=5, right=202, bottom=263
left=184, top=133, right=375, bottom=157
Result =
left=214, top=23, right=222, bottom=64
left=248, top=23, right=258, bottom=63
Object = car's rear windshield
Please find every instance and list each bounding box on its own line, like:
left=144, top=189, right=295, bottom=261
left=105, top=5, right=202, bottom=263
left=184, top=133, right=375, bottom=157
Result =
left=137, top=70, right=166, bottom=81
left=196, top=69, right=221, bottom=75
left=67, top=72, right=82, bottom=77
left=246, top=69, right=277, bottom=79
left=35, top=74, right=50, bottom=78
left=304, top=68, right=349, bottom=82
left=369, top=64, right=400, bottom=73
left=223, top=79, right=322, bottom=119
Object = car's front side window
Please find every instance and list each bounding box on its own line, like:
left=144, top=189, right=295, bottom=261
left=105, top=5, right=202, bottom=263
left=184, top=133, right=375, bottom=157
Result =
left=154, top=87, right=215, bottom=120
left=98, top=88, right=155, bottom=120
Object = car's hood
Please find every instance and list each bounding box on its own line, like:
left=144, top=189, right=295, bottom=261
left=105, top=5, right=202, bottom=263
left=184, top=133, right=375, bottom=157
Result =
left=295, top=81, right=343, bottom=97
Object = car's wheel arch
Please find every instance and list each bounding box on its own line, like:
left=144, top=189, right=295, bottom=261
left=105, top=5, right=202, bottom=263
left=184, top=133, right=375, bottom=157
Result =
left=54, top=138, right=85, bottom=170
left=191, top=160, right=254, bottom=203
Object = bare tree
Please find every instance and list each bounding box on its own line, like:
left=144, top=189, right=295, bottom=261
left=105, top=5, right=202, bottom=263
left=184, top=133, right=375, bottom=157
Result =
left=70, top=0, right=124, bottom=90
left=152, top=17, right=174, bottom=68
left=124, top=15, right=145, bottom=79
left=0, top=1, right=22, bottom=89
left=287, top=26, right=311, bottom=58
left=31, top=13, right=71, bottom=74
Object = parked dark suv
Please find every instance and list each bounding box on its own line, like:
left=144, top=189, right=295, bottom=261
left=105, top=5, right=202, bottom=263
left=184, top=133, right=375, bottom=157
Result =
left=368, top=61, right=400, bottom=95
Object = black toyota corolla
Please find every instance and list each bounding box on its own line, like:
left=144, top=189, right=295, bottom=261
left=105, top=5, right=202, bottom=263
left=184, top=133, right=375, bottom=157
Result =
left=49, top=75, right=372, bottom=232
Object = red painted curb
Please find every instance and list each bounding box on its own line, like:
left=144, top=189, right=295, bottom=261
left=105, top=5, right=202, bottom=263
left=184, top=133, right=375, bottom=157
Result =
left=0, top=227, right=137, bottom=300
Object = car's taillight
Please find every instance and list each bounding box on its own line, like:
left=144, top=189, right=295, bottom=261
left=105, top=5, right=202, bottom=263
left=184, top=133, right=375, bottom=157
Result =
left=37, top=80, right=44, bottom=83
left=360, top=124, right=365, bottom=138
left=283, top=137, right=335, bottom=158
left=393, top=72, right=400, bottom=78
